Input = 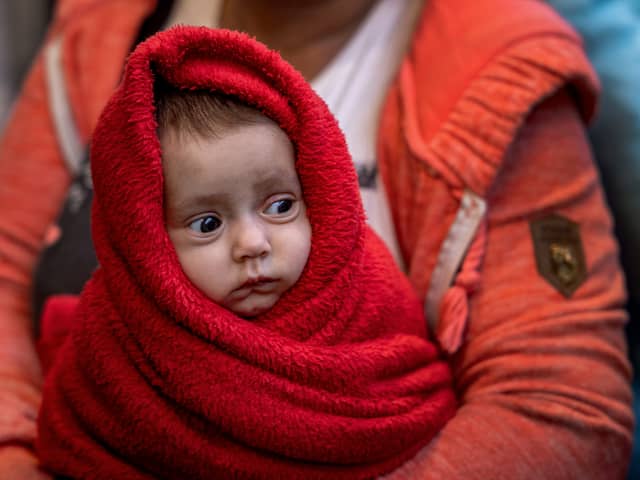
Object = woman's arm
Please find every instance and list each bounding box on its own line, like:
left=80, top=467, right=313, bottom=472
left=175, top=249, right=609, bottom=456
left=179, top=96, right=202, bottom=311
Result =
left=0, top=41, right=71, bottom=472
left=549, top=0, right=640, bottom=364
left=387, top=89, right=633, bottom=479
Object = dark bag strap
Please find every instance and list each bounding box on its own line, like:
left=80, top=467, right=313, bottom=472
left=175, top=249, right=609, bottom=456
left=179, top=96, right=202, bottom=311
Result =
left=32, top=153, right=97, bottom=333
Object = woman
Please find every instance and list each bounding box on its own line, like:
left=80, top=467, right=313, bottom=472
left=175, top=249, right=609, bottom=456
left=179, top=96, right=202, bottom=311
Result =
left=0, top=0, right=632, bottom=478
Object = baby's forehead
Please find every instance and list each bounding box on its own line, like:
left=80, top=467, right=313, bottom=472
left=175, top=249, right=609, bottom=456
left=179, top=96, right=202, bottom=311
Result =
left=160, top=120, right=302, bottom=197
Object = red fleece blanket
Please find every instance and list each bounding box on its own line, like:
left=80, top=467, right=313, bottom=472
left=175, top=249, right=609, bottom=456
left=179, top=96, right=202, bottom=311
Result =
left=36, top=27, right=455, bottom=479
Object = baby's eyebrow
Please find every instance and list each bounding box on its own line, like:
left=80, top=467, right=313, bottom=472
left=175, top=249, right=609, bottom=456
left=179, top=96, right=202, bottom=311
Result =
left=171, top=192, right=230, bottom=216
left=252, top=168, right=301, bottom=193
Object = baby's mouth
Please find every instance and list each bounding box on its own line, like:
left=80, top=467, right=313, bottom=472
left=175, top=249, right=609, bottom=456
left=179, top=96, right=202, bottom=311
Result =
left=230, top=277, right=279, bottom=298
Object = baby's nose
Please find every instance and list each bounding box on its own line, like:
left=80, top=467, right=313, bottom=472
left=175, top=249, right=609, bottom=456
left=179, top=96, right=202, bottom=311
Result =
left=231, top=217, right=271, bottom=262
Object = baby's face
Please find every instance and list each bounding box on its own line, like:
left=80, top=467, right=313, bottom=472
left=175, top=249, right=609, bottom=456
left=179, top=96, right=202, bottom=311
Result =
left=162, top=121, right=311, bottom=318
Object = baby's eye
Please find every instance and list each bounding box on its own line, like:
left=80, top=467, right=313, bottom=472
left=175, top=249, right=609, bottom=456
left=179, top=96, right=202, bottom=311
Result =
left=264, top=199, right=294, bottom=216
left=188, top=215, right=222, bottom=234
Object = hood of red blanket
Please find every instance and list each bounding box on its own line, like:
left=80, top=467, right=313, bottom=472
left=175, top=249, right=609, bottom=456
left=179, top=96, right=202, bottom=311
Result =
left=90, top=26, right=364, bottom=338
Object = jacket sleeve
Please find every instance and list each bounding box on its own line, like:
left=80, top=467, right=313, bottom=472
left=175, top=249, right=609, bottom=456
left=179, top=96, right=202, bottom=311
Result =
left=0, top=44, right=72, bottom=447
left=550, top=0, right=640, bottom=361
left=386, top=89, right=633, bottom=479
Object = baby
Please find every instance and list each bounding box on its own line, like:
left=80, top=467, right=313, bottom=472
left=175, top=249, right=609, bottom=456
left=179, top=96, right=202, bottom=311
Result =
left=158, top=86, right=311, bottom=319
left=36, top=27, right=455, bottom=479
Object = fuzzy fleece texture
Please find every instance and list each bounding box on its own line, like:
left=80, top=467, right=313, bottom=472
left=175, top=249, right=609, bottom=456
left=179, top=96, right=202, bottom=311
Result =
left=35, top=27, right=456, bottom=479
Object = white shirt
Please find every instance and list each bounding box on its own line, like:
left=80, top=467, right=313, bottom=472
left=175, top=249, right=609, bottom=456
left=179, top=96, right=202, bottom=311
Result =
left=166, top=0, right=423, bottom=269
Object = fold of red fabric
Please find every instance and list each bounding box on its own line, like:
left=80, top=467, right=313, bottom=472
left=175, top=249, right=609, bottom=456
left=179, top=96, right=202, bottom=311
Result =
left=37, top=295, right=80, bottom=374
left=36, top=27, right=456, bottom=479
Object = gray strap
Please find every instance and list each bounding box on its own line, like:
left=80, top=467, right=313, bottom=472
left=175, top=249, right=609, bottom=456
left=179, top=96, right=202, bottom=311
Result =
left=44, top=35, right=85, bottom=177
left=425, top=189, right=487, bottom=332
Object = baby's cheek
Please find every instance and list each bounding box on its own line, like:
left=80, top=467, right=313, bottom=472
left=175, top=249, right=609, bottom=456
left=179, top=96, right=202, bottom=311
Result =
left=173, top=243, right=231, bottom=303
left=283, top=219, right=312, bottom=283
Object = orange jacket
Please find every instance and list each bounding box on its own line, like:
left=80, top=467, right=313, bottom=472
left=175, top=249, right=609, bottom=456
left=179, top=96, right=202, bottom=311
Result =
left=0, top=0, right=632, bottom=478
left=380, top=1, right=632, bottom=478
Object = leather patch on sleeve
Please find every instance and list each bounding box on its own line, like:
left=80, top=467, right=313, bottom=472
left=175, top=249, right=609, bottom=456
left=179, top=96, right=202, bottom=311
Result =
left=530, top=214, right=587, bottom=297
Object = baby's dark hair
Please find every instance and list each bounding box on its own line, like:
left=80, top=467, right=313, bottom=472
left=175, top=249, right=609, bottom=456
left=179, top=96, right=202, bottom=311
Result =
left=154, top=78, right=267, bottom=139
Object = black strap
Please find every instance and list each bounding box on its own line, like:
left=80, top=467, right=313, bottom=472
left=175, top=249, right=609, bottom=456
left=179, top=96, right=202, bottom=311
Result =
left=32, top=152, right=96, bottom=334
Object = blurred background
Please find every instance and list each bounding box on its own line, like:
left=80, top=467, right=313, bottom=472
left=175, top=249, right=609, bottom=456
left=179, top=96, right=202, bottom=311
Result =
left=0, top=0, right=53, bottom=130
